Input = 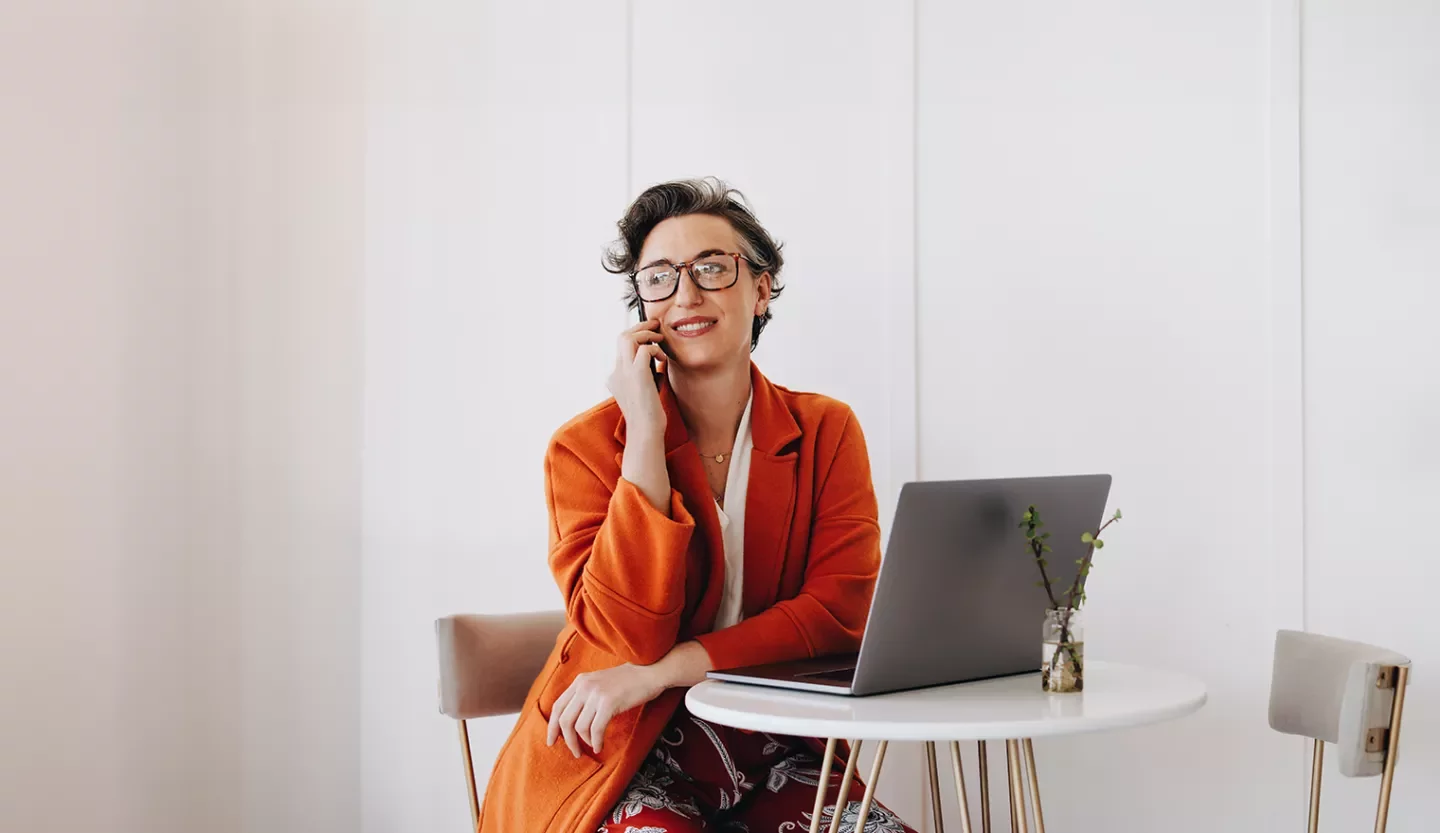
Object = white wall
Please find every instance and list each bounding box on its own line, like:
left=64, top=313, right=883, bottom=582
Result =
left=0, top=5, right=210, bottom=830
left=917, top=2, right=1298, bottom=831
left=361, top=3, right=630, bottom=831
left=1302, top=2, right=1440, bottom=830
left=0, top=3, right=363, bottom=832
left=214, top=3, right=365, bottom=831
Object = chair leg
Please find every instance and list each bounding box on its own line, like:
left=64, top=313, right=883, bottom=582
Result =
left=1374, top=666, right=1411, bottom=833
left=458, top=720, right=479, bottom=830
left=1309, top=739, right=1324, bottom=833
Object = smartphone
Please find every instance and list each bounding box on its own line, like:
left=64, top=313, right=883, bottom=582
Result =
left=638, top=305, right=664, bottom=389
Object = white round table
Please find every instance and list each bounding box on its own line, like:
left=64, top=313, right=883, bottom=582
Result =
left=685, top=662, right=1207, bottom=833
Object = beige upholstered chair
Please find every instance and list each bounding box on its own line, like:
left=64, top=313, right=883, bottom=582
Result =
left=435, top=610, right=568, bottom=829
left=1268, top=629, right=1412, bottom=833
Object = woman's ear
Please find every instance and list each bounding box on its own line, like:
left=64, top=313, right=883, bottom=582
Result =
left=755, top=272, right=773, bottom=316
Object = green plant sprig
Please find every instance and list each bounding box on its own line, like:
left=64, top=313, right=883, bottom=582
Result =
left=1020, top=505, right=1122, bottom=611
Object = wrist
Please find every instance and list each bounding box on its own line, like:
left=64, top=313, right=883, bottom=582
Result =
left=646, top=657, right=678, bottom=692
left=624, top=415, right=665, bottom=442
left=649, top=641, right=712, bottom=691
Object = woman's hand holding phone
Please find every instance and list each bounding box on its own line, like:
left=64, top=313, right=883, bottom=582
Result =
left=608, top=319, right=673, bottom=514
left=608, top=319, right=667, bottom=434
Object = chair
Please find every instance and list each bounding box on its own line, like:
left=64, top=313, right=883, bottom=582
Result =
left=1268, top=629, right=1412, bottom=833
left=435, top=610, right=568, bottom=829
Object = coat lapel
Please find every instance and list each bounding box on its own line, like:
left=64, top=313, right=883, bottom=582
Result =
left=613, top=376, right=726, bottom=633
left=741, top=363, right=801, bottom=616
left=611, top=367, right=801, bottom=629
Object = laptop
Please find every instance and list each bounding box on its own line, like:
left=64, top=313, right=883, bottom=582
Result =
left=705, top=474, right=1113, bottom=696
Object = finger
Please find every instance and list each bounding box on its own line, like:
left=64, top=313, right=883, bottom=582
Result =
left=554, top=697, right=579, bottom=757
left=632, top=343, right=665, bottom=368
left=573, top=698, right=599, bottom=752
left=616, top=330, right=662, bottom=363
left=620, top=328, right=662, bottom=344
left=633, top=344, right=666, bottom=374
left=558, top=691, right=585, bottom=758
left=583, top=698, right=613, bottom=752
left=620, top=334, right=663, bottom=359
left=589, top=704, right=615, bottom=754
left=545, top=688, right=573, bottom=747
left=624, top=332, right=664, bottom=351
left=623, top=318, right=661, bottom=335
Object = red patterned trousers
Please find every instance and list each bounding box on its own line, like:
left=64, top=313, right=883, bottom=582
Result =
left=599, top=702, right=916, bottom=833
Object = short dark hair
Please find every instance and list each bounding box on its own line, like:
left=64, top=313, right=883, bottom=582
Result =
left=604, top=177, right=785, bottom=351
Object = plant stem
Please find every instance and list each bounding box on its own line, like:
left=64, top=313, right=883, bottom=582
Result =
left=1031, top=540, right=1061, bottom=609
left=1062, top=514, right=1120, bottom=611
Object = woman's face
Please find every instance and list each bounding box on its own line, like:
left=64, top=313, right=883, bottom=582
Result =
left=637, top=214, right=771, bottom=373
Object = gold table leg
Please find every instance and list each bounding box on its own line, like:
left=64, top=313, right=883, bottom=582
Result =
left=808, top=738, right=839, bottom=833
left=1022, top=739, right=1047, bottom=833
left=1005, top=741, right=1019, bottom=833
left=1006, top=740, right=1029, bottom=833
left=950, top=741, right=974, bottom=833
left=926, top=742, right=946, bottom=833
left=1309, top=738, right=1324, bottom=833
left=978, top=741, right=991, bottom=833
left=811, top=737, right=1053, bottom=833
left=852, top=740, right=890, bottom=831
left=827, top=739, right=863, bottom=833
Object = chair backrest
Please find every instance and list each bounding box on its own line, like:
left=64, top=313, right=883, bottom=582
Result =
left=436, top=610, right=568, bottom=829
left=435, top=610, right=568, bottom=719
left=1268, top=629, right=1411, bottom=833
left=1269, top=629, right=1409, bottom=777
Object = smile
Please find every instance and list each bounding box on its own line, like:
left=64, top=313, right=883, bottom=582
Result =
left=671, top=319, right=717, bottom=337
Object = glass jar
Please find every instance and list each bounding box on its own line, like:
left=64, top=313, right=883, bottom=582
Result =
left=1042, top=607, right=1084, bottom=693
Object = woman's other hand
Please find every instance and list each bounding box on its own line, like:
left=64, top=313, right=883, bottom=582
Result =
left=606, top=319, right=667, bottom=434
left=546, top=662, right=667, bottom=757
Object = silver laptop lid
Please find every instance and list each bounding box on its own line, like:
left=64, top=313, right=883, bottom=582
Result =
left=849, top=474, right=1112, bottom=696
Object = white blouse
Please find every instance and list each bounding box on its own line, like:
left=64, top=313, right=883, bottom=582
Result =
left=711, top=391, right=754, bottom=632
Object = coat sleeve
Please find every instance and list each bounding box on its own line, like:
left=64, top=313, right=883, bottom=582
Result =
left=544, top=433, right=695, bottom=665
left=694, top=409, right=881, bottom=671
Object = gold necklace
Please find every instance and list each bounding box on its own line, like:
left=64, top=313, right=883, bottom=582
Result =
left=701, top=449, right=732, bottom=464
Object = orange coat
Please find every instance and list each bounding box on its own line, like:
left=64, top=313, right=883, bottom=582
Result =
left=477, top=363, right=882, bottom=833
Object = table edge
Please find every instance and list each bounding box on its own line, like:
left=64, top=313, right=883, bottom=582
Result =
left=683, top=671, right=1209, bottom=741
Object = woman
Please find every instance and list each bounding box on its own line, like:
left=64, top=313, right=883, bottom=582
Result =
left=477, top=178, right=915, bottom=833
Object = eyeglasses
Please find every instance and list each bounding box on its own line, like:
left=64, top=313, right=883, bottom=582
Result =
left=631, top=251, right=753, bottom=303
